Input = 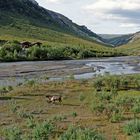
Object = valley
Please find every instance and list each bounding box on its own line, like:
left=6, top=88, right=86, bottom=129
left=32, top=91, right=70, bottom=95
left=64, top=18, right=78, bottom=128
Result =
left=0, top=0, right=140, bottom=140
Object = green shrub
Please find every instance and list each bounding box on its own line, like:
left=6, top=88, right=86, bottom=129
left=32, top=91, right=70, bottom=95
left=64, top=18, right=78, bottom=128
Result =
left=123, top=119, right=140, bottom=135
left=17, top=109, right=33, bottom=119
left=97, top=91, right=112, bottom=102
left=93, top=78, right=103, bottom=91
left=32, top=121, right=54, bottom=140
left=9, top=100, right=20, bottom=113
left=26, top=117, right=36, bottom=128
left=79, top=93, right=86, bottom=102
left=52, top=115, right=67, bottom=122
left=7, top=86, right=13, bottom=91
left=3, top=126, right=22, bottom=140
left=71, top=112, right=78, bottom=118
left=59, top=126, right=105, bottom=140
left=131, top=104, right=140, bottom=118
left=132, top=134, right=140, bottom=140
left=110, top=111, right=123, bottom=123
left=90, top=101, right=105, bottom=115
left=115, top=96, right=134, bottom=111
left=0, top=86, right=8, bottom=94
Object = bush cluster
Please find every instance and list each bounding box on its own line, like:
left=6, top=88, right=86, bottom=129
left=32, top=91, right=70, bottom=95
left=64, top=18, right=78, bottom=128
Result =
left=0, top=41, right=124, bottom=61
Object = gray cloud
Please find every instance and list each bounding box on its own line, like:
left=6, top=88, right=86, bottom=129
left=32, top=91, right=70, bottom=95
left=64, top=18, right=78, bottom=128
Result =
left=37, top=0, right=140, bottom=34
left=110, top=9, right=140, bottom=21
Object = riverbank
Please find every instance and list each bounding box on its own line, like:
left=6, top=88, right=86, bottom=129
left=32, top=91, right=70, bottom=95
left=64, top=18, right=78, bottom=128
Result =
left=0, top=56, right=140, bottom=86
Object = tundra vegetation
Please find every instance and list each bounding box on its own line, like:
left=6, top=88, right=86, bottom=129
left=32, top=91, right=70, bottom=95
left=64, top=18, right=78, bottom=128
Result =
left=0, top=40, right=124, bottom=62
left=118, top=37, right=140, bottom=56
left=0, top=74, right=140, bottom=140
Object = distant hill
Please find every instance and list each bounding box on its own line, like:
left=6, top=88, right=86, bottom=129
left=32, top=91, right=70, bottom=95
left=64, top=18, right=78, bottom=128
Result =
left=99, top=32, right=140, bottom=48
left=118, top=32, right=140, bottom=55
left=99, top=34, right=124, bottom=39
left=99, top=34, right=133, bottom=47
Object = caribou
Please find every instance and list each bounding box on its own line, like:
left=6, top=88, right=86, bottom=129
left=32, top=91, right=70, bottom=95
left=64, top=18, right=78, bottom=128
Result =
left=46, top=95, right=62, bottom=103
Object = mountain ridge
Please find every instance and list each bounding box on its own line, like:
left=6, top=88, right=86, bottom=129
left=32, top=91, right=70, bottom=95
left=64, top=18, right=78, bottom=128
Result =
left=99, top=32, right=140, bottom=47
left=0, top=0, right=105, bottom=44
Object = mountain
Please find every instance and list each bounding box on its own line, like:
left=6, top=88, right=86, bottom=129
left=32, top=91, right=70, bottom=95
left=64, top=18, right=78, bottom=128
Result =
left=99, top=31, right=140, bottom=47
left=99, top=34, right=124, bottom=40
left=129, top=31, right=140, bottom=43
left=99, top=34, right=133, bottom=47
left=118, top=32, right=140, bottom=55
left=0, top=0, right=104, bottom=43
left=0, top=0, right=124, bottom=60
left=106, top=34, right=133, bottom=47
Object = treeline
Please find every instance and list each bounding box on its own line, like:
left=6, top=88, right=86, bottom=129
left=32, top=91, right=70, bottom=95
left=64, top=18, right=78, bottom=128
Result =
left=0, top=41, right=124, bottom=61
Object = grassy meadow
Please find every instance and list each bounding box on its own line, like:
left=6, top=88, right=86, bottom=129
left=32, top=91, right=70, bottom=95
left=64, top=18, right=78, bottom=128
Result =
left=0, top=74, right=140, bottom=140
left=0, top=23, right=139, bottom=63
left=0, top=23, right=126, bottom=62
left=118, top=38, right=140, bottom=56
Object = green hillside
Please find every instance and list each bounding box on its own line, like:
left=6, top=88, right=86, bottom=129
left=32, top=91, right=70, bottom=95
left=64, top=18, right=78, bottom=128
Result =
left=0, top=0, right=103, bottom=42
left=118, top=39, right=140, bottom=55
left=0, top=23, right=123, bottom=61
left=0, top=23, right=106, bottom=48
left=0, top=0, right=126, bottom=61
left=118, top=32, right=140, bottom=55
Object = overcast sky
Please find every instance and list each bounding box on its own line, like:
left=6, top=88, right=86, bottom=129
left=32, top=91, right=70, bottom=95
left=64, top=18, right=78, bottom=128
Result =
left=36, top=0, right=140, bottom=34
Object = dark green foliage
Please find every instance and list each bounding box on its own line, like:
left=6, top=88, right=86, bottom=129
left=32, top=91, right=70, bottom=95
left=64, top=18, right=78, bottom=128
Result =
left=3, top=126, right=22, bottom=140
left=59, top=126, right=105, bottom=140
left=91, top=75, right=140, bottom=122
left=123, top=119, right=140, bottom=135
left=26, top=117, right=36, bottom=129
left=0, top=41, right=123, bottom=62
left=0, top=41, right=22, bottom=61
left=9, top=100, right=20, bottom=113
left=131, top=103, right=140, bottom=118
left=71, top=112, right=78, bottom=118
left=110, top=109, right=124, bottom=123
left=32, top=121, right=54, bottom=140
left=90, top=101, right=105, bottom=115
left=0, top=86, right=13, bottom=94
left=93, top=75, right=140, bottom=92
left=132, top=134, right=140, bottom=140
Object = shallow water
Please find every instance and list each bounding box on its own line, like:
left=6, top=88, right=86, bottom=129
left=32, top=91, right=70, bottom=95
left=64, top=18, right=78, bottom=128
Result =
left=0, top=56, right=140, bottom=86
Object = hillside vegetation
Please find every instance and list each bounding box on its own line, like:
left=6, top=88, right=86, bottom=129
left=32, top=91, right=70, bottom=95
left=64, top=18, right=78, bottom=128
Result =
left=0, top=23, right=124, bottom=62
left=0, top=39, right=123, bottom=62
left=118, top=38, right=140, bottom=55
left=0, top=0, right=104, bottom=42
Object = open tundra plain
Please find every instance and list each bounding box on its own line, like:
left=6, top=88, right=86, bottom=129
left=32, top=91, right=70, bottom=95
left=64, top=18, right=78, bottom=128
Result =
left=0, top=57, right=140, bottom=140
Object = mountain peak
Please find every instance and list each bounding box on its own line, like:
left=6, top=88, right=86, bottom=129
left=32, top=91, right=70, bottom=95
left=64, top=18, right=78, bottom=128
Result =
left=22, top=0, right=38, bottom=5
